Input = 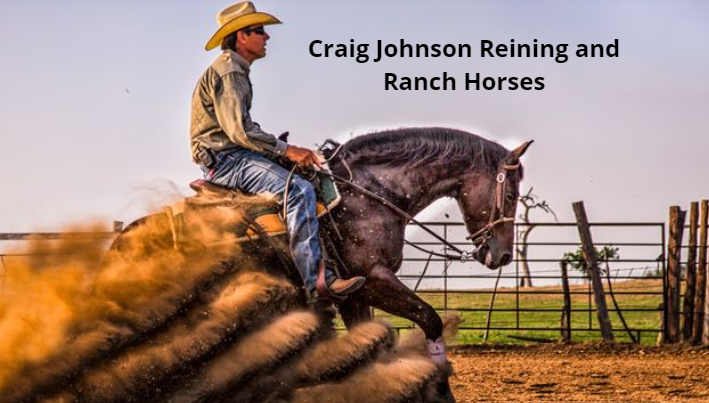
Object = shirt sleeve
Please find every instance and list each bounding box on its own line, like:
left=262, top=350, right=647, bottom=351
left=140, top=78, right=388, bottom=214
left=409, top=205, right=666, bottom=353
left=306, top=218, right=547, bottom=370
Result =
left=212, top=72, right=288, bottom=156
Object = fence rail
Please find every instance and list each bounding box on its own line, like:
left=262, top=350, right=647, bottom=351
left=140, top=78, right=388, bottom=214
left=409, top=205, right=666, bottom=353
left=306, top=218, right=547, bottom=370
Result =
left=0, top=219, right=680, bottom=344
left=380, top=219, right=667, bottom=343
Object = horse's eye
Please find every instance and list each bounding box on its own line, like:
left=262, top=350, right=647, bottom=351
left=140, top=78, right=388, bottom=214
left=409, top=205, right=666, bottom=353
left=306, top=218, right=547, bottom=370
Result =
left=505, top=193, right=517, bottom=203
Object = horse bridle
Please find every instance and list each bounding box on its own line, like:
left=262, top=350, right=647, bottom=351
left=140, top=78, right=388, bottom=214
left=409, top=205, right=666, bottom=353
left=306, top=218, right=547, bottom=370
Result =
left=465, top=161, right=521, bottom=247
left=317, top=144, right=520, bottom=262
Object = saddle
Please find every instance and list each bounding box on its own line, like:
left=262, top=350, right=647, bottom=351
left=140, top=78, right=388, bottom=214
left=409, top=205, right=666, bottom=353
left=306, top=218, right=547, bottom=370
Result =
left=163, top=169, right=341, bottom=245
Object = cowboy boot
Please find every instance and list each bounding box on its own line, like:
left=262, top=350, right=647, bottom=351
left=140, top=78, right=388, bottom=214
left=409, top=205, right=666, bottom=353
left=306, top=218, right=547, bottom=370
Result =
left=328, top=276, right=366, bottom=296
left=314, top=259, right=366, bottom=300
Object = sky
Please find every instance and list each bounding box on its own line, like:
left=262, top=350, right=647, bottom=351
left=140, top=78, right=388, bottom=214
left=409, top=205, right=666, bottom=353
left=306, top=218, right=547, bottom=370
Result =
left=0, top=0, right=708, bottom=235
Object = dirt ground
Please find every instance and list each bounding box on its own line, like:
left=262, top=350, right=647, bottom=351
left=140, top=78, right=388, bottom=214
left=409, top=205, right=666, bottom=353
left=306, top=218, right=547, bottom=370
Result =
left=448, top=344, right=709, bottom=403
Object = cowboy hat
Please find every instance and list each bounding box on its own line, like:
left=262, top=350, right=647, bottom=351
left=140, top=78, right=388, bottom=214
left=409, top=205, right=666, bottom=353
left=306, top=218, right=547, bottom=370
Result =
left=205, top=2, right=281, bottom=51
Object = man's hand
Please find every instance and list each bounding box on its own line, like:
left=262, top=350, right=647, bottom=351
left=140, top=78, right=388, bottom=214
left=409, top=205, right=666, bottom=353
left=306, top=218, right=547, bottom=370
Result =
left=284, top=145, right=322, bottom=168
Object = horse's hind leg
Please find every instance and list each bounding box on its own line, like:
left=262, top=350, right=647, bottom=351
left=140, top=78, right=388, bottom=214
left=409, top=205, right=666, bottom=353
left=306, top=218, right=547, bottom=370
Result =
left=338, top=297, right=372, bottom=329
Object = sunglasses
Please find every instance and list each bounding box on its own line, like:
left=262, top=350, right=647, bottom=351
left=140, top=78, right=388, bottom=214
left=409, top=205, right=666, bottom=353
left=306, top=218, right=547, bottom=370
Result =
left=244, top=26, right=266, bottom=36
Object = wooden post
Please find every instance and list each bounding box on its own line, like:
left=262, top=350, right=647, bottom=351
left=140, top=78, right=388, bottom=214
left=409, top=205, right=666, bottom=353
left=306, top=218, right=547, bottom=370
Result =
left=560, top=261, right=572, bottom=343
left=693, top=200, right=708, bottom=344
left=682, top=202, right=699, bottom=341
left=113, top=221, right=124, bottom=233
left=572, top=201, right=614, bottom=342
left=666, top=206, right=687, bottom=343
left=0, top=255, right=7, bottom=299
left=701, top=202, right=709, bottom=345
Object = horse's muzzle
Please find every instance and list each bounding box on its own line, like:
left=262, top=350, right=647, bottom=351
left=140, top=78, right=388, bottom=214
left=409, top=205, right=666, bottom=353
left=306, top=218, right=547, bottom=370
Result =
left=472, top=246, right=491, bottom=269
left=473, top=246, right=512, bottom=269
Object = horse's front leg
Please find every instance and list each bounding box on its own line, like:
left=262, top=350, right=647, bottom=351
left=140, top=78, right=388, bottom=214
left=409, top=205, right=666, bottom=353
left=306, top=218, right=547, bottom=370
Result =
left=359, top=264, right=446, bottom=364
left=358, top=264, right=456, bottom=403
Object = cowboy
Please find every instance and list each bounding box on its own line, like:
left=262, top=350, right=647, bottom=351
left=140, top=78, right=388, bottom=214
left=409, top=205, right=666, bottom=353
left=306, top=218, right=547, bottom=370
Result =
left=190, top=2, right=365, bottom=299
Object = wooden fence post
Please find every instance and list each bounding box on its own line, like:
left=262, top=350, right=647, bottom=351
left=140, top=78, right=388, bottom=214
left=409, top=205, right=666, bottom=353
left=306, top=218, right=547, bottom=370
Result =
left=572, top=201, right=614, bottom=342
left=560, top=261, right=572, bottom=343
left=682, top=202, right=699, bottom=341
left=113, top=221, right=124, bottom=233
left=701, top=202, right=709, bottom=345
left=693, top=200, right=708, bottom=344
left=0, top=256, right=7, bottom=299
left=666, top=206, right=687, bottom=343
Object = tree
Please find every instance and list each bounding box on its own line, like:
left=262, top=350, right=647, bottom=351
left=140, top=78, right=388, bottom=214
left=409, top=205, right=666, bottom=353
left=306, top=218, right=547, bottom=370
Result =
left=516, top=187, right=557, bottom=287
left=562, top=245, right=620, bottom=280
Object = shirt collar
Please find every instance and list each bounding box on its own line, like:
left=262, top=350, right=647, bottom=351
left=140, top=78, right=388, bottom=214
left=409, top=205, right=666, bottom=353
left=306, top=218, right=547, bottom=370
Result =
left=224, top=50, right=251, bottom=74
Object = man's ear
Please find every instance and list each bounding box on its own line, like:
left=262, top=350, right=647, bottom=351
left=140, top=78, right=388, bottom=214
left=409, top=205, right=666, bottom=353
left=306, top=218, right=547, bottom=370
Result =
left=236, top=30, right=247, bottom=45
left=507, top=140, right=534, bottom=164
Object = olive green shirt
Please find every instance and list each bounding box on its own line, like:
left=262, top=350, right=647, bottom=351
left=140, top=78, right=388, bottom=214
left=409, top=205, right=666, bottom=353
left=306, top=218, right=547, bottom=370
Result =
left=190, top=50, right=287, bottom=163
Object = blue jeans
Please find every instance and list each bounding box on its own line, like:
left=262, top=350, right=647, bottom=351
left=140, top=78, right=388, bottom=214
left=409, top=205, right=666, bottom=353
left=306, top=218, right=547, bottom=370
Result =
left=204, top=148, right=335, bottom=291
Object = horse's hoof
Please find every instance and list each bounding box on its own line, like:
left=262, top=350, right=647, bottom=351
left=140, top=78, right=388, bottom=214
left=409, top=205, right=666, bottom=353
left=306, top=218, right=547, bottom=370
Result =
left=433, top=375, right=456, bottom=403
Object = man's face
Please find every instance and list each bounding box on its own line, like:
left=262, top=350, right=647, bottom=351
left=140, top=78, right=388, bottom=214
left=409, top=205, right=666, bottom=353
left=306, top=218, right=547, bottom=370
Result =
left=237, top=25, right=270, bottom=62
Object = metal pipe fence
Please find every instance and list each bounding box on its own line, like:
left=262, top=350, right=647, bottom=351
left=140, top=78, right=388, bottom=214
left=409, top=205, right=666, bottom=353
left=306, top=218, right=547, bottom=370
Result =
left=0, top=221, right=667, bottom=343
left=387, top=221, right=666, bottom=343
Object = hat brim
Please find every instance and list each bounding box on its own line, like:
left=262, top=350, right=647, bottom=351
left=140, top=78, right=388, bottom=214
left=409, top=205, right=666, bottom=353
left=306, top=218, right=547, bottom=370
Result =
left=205, top=12, right=281, bottom=51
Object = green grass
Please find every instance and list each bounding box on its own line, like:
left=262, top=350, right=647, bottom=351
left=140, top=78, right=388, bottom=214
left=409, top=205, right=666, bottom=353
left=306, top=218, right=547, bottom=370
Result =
left=352, top=279, right=665, bottom=345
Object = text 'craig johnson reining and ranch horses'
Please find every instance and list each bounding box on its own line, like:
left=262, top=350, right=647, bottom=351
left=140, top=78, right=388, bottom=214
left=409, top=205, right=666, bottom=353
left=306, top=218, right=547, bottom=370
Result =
left=308, top=39, right=619, bottom=91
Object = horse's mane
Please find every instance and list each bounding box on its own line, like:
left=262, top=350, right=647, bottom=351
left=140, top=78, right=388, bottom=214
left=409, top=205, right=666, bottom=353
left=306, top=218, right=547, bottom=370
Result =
left=340, top=127, right=511, bottom=175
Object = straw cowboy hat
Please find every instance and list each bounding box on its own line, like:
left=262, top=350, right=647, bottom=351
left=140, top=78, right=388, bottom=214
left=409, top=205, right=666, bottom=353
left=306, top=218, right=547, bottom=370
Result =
left=205, top=2, right=282, bottom=51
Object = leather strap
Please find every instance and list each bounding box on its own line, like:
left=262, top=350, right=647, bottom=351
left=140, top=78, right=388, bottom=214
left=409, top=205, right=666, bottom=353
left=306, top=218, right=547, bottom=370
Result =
left=466, top=161, right=520, bottom=244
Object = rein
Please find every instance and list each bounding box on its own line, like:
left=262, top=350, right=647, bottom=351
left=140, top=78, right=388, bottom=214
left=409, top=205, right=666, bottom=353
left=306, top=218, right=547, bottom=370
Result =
left=282, top=143, right=520, bottom=263
left=321, top=170, right=475, bottom=262
left=316, top=143, right=468, bottom=260
left=318, top=148, right=520, bottom=262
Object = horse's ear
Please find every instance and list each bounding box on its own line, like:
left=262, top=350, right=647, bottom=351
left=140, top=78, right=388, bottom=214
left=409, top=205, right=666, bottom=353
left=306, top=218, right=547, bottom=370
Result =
left=507, top=140, right=534, bottom=163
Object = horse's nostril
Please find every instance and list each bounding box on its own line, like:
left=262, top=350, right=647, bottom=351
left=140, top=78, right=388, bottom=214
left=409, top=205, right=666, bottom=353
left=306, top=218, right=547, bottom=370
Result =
left=499, top=253, right=512, bottom=266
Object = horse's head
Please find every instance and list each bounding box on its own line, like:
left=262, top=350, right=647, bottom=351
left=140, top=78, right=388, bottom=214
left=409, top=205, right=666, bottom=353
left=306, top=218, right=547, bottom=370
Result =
left=456, top=141, right=533, bottom=269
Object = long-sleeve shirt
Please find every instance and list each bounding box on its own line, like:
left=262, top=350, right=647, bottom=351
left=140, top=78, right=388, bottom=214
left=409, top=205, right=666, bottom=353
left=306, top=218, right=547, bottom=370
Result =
left=190, top=50, right=287, bottom=164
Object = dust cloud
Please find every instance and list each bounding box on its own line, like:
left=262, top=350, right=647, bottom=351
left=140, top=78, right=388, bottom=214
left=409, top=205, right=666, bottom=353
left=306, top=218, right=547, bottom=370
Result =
left=0, top=196, right=446, bottom=403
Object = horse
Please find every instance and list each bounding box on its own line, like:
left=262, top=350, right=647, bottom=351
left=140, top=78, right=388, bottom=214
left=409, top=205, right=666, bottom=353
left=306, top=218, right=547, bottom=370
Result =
left=113, top=126, right=530, bottom=402
left=325, top=128, right=530, bottom=343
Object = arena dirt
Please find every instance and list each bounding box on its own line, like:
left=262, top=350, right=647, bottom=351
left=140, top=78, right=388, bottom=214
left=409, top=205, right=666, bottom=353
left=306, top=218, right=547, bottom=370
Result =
left=449, top=343, right=709, bottom=402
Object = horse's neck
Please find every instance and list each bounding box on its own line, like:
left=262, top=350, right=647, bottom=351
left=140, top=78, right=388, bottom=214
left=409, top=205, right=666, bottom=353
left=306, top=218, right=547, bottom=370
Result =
left=366, top=161, right=472, bottom=217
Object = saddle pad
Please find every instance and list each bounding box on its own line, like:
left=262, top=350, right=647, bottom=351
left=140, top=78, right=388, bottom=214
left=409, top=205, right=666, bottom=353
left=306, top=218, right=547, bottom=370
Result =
left=165, top=171, right=341, bottom=244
